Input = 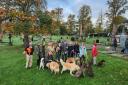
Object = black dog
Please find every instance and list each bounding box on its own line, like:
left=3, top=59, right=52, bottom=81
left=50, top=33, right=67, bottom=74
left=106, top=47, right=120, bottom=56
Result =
left=97, top=60, right=105, bottom=67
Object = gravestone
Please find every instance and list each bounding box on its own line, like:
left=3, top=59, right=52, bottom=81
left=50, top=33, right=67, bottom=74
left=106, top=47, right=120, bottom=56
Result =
left=96, top=39, right=99, bottom=43
left=120, top=33, right=127, bottom=48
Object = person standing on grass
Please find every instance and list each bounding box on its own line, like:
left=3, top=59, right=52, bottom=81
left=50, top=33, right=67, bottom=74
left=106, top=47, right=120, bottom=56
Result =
left=79, top=42, right=87, bottom=65
left=23, top=42, right=34, bottom=69
left=112, top=37, right=117, bottom=51
left=74, top=41, right=80, bottom=57
left=125, top=37, right=128, bottom=54
left=55, top=44, right=61, bottom=61
left=92, top=41, right=98, bottom=65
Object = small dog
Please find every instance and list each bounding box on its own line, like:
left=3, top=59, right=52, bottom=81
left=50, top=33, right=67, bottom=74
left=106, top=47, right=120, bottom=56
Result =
left=66, top=57, right=75, bottom=63
left=97, top=60, right=105, bottom=67
left=46, top=61, right=60, bottom=74
left=39, top=58, right=45, bottom=70
left=74, top=63, right=86, bottom=78
left=60, top=59, right=80, bottom=76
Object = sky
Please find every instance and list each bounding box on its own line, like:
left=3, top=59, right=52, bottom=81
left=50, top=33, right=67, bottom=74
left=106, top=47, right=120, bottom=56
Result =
left=47, top=0, right=127, bottom=24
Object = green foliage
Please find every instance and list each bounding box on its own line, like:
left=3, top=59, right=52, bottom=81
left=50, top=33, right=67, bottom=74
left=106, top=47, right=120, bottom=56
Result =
left=79, top=5, right=93, bottom=37
left=95, top=26, right=103, bottom=33
left=59, top=25, right=67, bottom=35
left=113, top=16, right=126, bottom=25
left=106, top=0, right=128, bottom=35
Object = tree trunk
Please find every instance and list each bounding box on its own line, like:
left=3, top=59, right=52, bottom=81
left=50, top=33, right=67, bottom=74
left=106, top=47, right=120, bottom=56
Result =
left=0, top=22, right=3, bottom=42
left=112, top=24, right=117, bottom=37
left=8, top=33, right=13, bottom=46
left=23, top=32, right=29, bottom=48
left=79, top=23, right=83, bottom=40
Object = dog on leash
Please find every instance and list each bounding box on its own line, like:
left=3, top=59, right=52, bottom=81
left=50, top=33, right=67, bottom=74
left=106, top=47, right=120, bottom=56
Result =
left=46, top=61, right=60, bottom=74
left=60, top=59, right=80, bottom=76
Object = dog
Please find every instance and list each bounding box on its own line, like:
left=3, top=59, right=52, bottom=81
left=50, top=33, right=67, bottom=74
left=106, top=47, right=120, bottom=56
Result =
left=60, top=59, right=80, bottom=76
left=97, top=60, right=105, bottom=67
left=74, top=63, right=86, bottom=78
left=46, top=61, right=60, bottom=74
left=66, top=57, right=75, bottom=63
left=39, top=58, right=45, bottom=70
left=85, top=61, right=94, bottom=77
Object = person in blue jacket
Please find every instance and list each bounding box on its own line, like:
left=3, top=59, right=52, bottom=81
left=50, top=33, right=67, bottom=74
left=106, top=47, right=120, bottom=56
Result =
left=79, top=42, right=87, bottom=65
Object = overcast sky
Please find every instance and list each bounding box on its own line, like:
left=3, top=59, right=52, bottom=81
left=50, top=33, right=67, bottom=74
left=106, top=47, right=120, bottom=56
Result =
left=47, top=0, right=128, bottom=24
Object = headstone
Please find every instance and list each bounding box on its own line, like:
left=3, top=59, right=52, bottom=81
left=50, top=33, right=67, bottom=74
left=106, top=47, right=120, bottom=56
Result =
left=120, top=33, right=127, bottom=48
left=96, top=39, right=99, bottom=43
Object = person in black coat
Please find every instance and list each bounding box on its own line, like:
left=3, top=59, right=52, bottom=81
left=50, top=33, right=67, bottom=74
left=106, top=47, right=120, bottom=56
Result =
left=36, top=44, right=45, bottom=68
left=112, top=37, right=117, bottom=51
left=125, top=38, right=128, bottom=54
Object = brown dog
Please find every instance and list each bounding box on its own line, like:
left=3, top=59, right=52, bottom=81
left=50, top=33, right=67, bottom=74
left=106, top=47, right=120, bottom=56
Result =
left=46, top=61, right=60, bottom=74
left=66, top=58, right=75, bottom=63
left=60, top=59, right=80, bottom=76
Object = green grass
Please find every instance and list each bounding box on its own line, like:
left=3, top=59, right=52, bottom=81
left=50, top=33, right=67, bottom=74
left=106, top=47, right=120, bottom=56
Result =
left=0, top=44, right=128, bottom=85
left=0, top=35, right=128, bottom=85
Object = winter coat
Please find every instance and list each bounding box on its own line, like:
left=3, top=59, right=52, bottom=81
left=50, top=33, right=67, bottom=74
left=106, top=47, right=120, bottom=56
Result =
left=92, top=45, right=98, bottom=57
left=112, top=38, right=117, bottom=47
left=125, top=38, right=128, bottom=48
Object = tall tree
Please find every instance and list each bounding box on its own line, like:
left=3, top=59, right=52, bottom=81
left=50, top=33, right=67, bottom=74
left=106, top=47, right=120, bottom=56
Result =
left=15, top=0, right=47, bottom=48
left=67, top=14, right=75, bottom=34
left=95, top=10, right=104, bottom=33
left=79, top=5, right=92, bottom=39
left=106, top=0, right=128, bottom=37
left=49, top=8, right=63, bottom=35
left=55, top=8, right=63, bottom=22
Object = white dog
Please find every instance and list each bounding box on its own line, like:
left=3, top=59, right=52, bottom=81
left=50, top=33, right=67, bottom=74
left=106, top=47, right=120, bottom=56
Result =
left=39, top=58, right=45, bottom=70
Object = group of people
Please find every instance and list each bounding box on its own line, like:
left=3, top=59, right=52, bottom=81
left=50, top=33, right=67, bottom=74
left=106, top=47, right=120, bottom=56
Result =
left=23, top=38, right=98, bottom=69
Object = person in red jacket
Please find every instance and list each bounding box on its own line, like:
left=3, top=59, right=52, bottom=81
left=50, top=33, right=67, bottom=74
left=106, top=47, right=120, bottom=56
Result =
left=92, top=42, right=98, bottom=65
left=23, top=42, right=34, bottom=69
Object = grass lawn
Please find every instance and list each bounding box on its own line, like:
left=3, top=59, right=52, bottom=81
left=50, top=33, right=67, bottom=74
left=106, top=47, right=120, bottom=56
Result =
left=0, top=44, right=128, bottom=85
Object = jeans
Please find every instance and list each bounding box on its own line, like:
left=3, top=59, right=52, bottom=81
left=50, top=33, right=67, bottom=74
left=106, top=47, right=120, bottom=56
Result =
left=26, top=54, right=33, bottom=68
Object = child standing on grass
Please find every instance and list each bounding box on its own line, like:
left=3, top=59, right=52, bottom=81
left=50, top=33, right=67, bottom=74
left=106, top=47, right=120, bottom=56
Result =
left=23, top=42, right=34, bottom=69
left=92, top=41, right=98, bottom=65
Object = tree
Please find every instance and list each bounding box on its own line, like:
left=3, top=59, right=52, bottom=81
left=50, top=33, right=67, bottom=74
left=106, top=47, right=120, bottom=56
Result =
left=15, top=0, right=47, bottom=48
left=55, top=8, right=63, bottom=22
left=67, top=14, right=75, bottom=34
left=48, top=8, right=63, bottom=35
left=59, top=25, right=67, bottom=35
left=106, top=0, right=128, bottom=37
left=95, top=11, right=104, bottom=33
left=34, top=0, right=47, bottom=12
left=37, top=11, right=52, bottom=34
left=78, top=5, right=92, bottom=39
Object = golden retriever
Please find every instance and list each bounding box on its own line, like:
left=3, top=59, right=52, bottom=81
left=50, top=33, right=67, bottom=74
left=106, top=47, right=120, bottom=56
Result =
left=66, top=58, right=75, bottom=63
left=60, top=59, right=80, bottom=76
left=46, top=61, right=60, bottom=74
